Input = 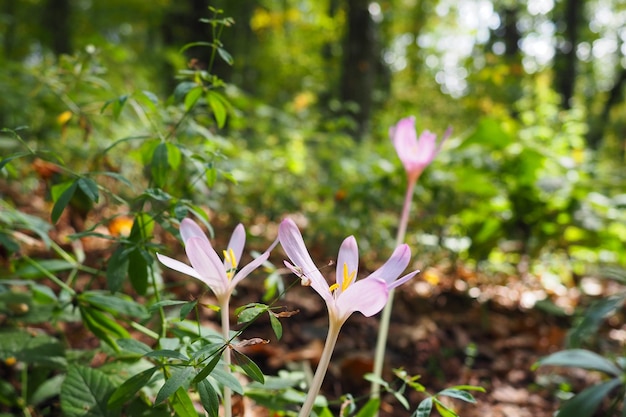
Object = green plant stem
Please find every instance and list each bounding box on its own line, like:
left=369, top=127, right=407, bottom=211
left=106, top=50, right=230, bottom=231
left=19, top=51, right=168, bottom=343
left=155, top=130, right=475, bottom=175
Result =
left=23, top=256, right=75, bottom=295
left=370, top=174, right=417, bottom=403
left=220, top=297, right=232, bottom=417
left=298, top=320, right=342, bottom=417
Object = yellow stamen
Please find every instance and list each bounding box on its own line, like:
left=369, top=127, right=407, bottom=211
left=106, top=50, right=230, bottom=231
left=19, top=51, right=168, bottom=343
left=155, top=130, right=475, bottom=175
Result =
left=223, top=248, right=237, bottom=280
left=342, top=262, right=356, bottom=291
left=330, top=263, right=357, bottom=294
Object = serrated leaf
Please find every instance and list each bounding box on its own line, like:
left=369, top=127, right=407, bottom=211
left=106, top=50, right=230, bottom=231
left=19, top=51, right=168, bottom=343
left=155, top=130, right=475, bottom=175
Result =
left=536, top=349, right=622, bottom=376
left=77, top=177, right=99, bottom=203
left=232, top=349, right=264, bottom=384
left=413, top=397, right=432, bottom=417
left=107, top=367, right=157, bottom=408
left=269, top=312, right=282, bottom=340
left=51, top=181, right=78, bottom=224
left=184, top=86, right=203, bottom=111
left=106, top=245, right=129, bottom=293
left=60, top=365, right=115, bottom=417
left=155, top=366, right=195, bottom=404
left=198, top=379, right=219, bottom=417
left=0, top=329, right=66, bottom=368
left=437, top=388, right=477, bottom=403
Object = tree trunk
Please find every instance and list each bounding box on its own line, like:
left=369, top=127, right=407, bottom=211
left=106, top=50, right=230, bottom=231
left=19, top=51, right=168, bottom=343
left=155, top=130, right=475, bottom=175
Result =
left=553, top=0, right=584, bottom=109
left=42, top=0, right=72, bottom=55
left=339, top=0, right=378, bottom=140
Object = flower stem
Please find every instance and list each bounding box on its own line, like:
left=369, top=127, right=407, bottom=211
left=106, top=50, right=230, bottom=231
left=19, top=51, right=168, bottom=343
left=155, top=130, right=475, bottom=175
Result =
left=370, top=175, right=417, bottom=403
left=220, top=298, right=232, bottom=417
left=298, top=320, right=342, bottom=417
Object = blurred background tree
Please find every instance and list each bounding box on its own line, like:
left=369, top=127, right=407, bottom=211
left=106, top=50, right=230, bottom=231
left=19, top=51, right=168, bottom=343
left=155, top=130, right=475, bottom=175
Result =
left=1, top=0, right=624, bottom=279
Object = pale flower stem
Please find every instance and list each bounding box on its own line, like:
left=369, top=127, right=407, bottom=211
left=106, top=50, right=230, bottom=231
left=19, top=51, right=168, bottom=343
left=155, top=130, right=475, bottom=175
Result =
left=370, top=175, right=417, bottom=403
left=298, top=320, right=342, bottom=417
left=220, top=298, right=232, bottom=417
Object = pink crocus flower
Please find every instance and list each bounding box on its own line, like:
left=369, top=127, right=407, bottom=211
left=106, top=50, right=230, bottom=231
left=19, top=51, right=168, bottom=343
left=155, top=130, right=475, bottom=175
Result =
left=389, top=116, right=450, bottom=181
left=156, top=218, right=270, bottom=304
left=278, top=218, right=419, bottom=326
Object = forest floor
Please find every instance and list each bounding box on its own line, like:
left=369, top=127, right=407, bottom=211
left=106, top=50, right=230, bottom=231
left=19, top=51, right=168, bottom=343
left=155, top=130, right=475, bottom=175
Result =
left=3, top=176, right=619, bottom=417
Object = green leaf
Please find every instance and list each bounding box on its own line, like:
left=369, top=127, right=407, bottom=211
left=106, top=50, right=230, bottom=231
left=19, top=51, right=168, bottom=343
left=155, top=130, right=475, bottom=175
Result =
left=60, top=365, right=115, bottom=417
left=413, top=397, right=433, bottom=417
left=237, top=303, right=267, bottom=324
left=170, top=386, right=197, bottom=417
left=363, top=373, right=389, bottom=390
left=0, top=329, right=66, bottom=368
left=80, top=307, right=128, bottom=351
left=197, top=379, right=219, bottom=417
left=107, top=367, right=157, bottom=408
left=567, top=295, right=625, bottom=347
left=145, top=350, right=189, bottom=361
left=217, top=47, right=234, bottom=65
left=0, top=151, right=31, bottom=171
left=206, top=91, right=227, bottom=128
left=536, top=349, right=622, bottom=376
left=392, top=389, right=410, bottom=410
left=51, top=180, right=78, bottom=224
left=556, top=378, right=622, bottom=417
left=127, top=248, right=149, bottom=295
left=166, top=142, right=182, bottom=172
left=193, top=350, right=223, bottom=383
left=106, top=245, right=129, bottom=293
left=355, top=398, right=380, bottom=417
left=77, top=177, right=99, bottom=203
left=184, top=86, right=203, bottom=111
left=116, top=338, right=152, bottom=355
left=232, top=349, right=264, bottom=384
left=155, top=366, right=196, bottom=404
left=433, top=399, right=459, bottom=417
left=151, top=142, right=168, bottom=188
left=209, top=365, right=244, bottom=395
left=180, top=300, right=198, bottom=320
left=461, top=117, right=513, bottom=150
left=82, top=291, right=148, bottom=318
left=129, top=212, right=155, bottom=241
left=269, top=312, right=282, bottom=340
left=30, top=374, right=64, bottom=406
left=437, top=388, right=477, bottom=403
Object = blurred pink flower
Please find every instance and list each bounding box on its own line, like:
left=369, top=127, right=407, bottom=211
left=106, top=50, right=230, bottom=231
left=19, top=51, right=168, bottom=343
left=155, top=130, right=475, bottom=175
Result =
left=390, top=116, right=450, bottom=180
left=157, top=218, right=269, bottom=304
left=278, top=218, right=419, bottom=326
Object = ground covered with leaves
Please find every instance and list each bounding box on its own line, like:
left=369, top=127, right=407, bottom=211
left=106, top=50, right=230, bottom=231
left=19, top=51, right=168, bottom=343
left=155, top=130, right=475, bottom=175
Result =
left=2, top=177, right=622, bottom=417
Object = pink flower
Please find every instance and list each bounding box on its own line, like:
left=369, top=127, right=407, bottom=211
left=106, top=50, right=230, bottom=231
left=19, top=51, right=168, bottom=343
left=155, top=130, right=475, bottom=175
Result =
left=389, top=116, right=450, bottom=180
left=278, top=218, right=419, bottom=326
left=157, top=218, right=269, bottom=304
